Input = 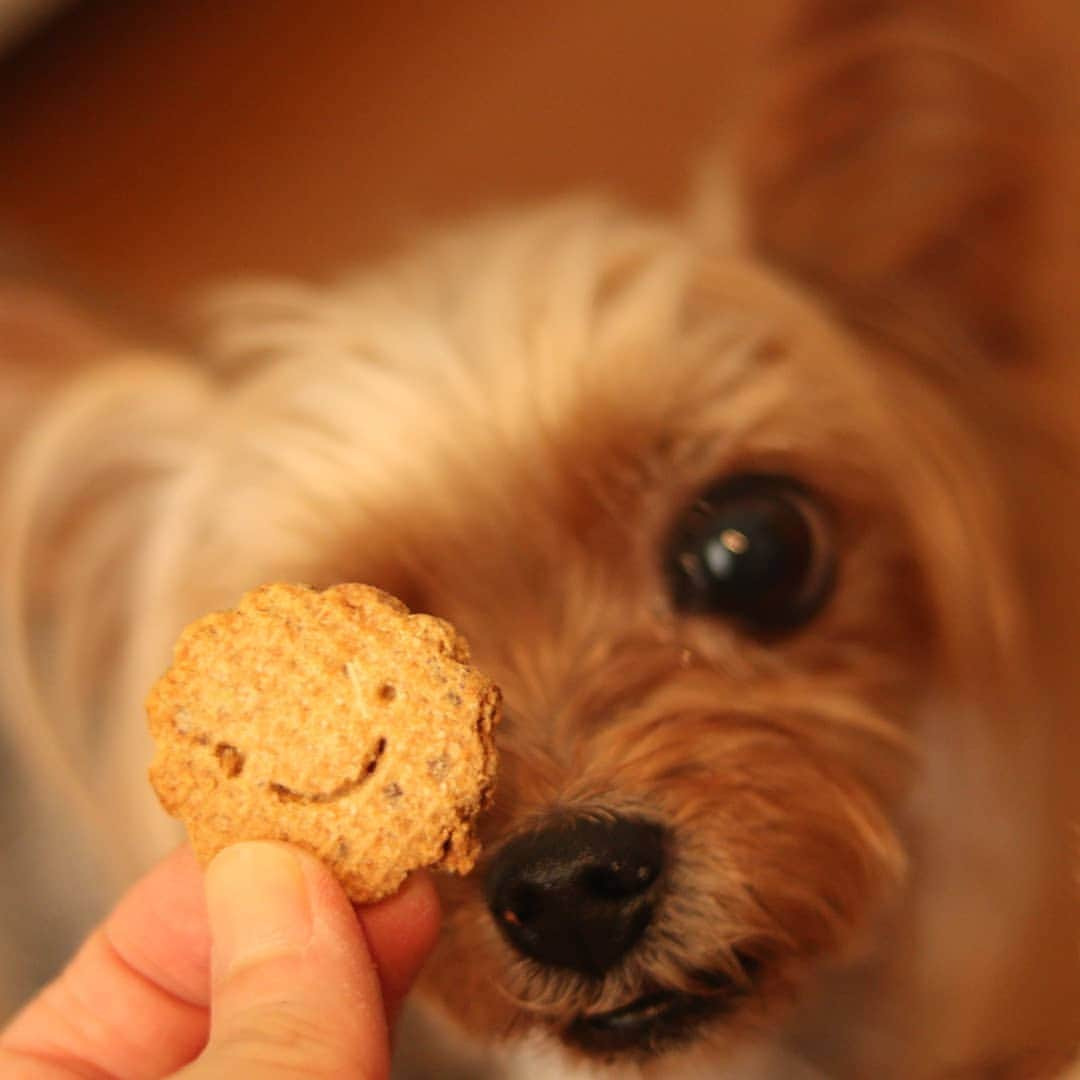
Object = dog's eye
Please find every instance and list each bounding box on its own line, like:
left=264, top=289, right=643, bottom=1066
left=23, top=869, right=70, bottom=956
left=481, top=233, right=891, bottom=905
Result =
left=663, top=474, right=835, bottom=633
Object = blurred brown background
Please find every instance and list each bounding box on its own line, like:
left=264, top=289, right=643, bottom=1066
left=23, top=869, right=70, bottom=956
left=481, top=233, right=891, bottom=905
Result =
left=0, top=0, right=779, bottom=321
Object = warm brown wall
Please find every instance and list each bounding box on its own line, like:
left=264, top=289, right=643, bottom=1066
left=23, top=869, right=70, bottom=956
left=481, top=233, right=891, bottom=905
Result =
left=0, top=1, right=777, bottom=317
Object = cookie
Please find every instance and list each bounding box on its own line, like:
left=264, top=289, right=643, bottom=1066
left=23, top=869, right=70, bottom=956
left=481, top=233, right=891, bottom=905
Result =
left=147, top=582, right=500, bottom=903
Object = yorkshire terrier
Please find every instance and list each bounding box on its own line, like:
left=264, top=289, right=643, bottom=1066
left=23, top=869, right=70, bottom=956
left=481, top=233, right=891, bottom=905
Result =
left=3, top=2, right=1080, bottom=1076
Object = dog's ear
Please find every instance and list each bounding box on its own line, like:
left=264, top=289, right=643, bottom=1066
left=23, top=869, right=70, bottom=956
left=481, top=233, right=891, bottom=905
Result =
left=730, top=0, right=1073, bottom=363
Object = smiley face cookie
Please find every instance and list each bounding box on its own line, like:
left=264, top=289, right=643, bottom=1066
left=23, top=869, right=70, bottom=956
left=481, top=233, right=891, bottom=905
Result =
left=147, top=582, right=500, bottom=903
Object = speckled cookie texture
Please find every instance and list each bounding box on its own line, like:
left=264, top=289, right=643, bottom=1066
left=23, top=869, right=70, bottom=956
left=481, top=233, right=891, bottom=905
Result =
left=147, top=582, right=500, bottom=903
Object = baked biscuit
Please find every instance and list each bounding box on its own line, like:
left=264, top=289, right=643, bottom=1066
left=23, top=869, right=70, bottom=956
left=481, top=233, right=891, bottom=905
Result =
left=147, top=582, right=500, bottom=903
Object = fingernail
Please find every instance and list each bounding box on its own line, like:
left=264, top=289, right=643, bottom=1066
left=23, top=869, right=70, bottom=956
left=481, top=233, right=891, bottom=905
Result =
left=205, top=842, right=313, bottom=975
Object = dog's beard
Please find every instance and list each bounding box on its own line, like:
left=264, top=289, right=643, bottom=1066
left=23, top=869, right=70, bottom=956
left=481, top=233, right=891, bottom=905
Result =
left=417, top=637, right=913, bottom=1062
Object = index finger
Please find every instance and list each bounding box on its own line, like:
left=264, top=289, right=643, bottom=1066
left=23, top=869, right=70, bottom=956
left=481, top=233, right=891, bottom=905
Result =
left=0, top=844, right=212, bottom=1078
left=0, top=846, right=212, bottom=1075
left=0, top=843, right=442, bottom=1079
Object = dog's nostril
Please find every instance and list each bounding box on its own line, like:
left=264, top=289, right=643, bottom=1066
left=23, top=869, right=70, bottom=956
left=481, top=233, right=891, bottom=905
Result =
left=485, top=815, right=668, bottom=976
left=501, top=882, right=543, bottom=926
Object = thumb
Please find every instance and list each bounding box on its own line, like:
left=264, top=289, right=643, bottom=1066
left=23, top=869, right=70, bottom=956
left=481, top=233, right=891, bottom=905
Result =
left=179, top=842, right=390, bottom=1080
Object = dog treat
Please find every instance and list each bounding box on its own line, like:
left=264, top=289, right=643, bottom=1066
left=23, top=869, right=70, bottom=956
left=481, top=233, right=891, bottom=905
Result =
left=147, top=582, right=500, bottom=903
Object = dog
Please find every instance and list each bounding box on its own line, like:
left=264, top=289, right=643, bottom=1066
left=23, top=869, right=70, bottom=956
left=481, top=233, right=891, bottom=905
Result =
left=2, top=2, right=1080, bottom=1076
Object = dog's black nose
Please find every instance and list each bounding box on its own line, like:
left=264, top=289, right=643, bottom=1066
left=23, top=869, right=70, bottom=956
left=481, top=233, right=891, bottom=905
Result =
left=485, top=815, right=667, bottom=976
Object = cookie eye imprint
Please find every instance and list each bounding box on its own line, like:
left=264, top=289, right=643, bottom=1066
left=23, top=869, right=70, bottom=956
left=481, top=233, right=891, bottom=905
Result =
left=663, top=474, right=836, bottom=633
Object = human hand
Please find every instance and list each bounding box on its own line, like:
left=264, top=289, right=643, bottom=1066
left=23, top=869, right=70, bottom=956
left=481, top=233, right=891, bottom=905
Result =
left=0, top=841, right=440, bottom=1079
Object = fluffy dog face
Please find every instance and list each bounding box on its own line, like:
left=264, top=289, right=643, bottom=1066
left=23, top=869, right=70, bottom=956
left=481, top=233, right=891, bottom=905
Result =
left=344, top=263, right=972, bottom=1063
left=151, top=207, right=1014, bottom=1065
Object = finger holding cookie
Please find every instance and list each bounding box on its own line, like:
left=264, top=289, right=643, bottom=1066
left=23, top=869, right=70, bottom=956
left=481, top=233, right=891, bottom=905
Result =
left=0, top=842, right=440, bottom=1079
left=3, top=581, right=495, bottom=1078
